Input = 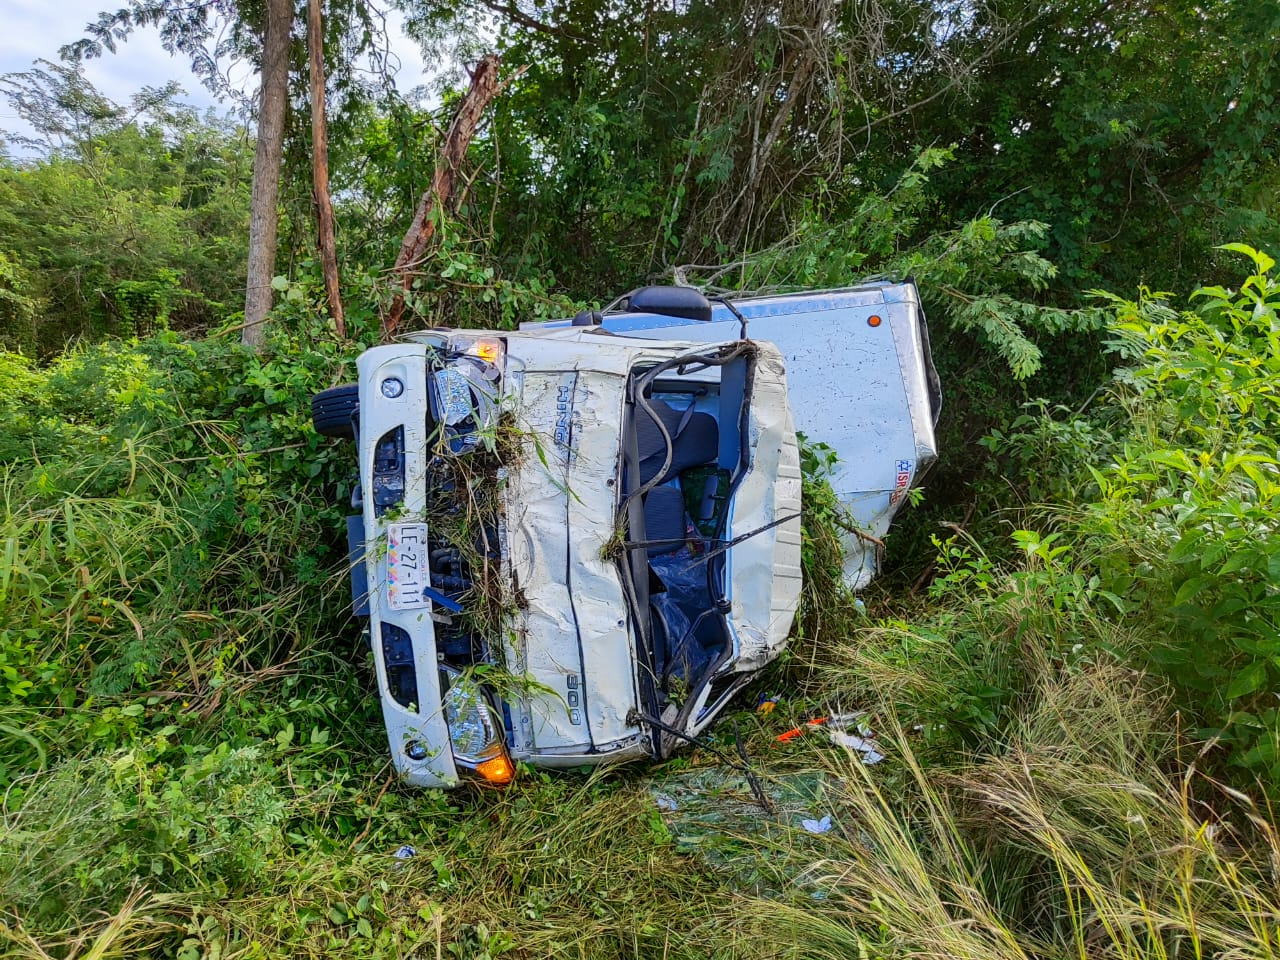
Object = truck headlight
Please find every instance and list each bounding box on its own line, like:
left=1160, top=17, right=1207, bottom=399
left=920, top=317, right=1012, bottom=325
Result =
left=440, top=668, right=515, bottom=785
left=430, top=342, right=503, bottom=454
left=442, top=674, right=496, bottom=758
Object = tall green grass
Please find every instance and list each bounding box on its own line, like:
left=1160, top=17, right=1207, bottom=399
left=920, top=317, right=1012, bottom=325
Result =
left=5, top=258, right=1280, bottom=959
left=758, top=662, right=1280, bottom=960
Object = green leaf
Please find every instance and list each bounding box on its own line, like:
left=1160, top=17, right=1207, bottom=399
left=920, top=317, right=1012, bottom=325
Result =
left=1173, top=577, right=1208, bottom=605
left=1218, top=243, right=1276, bottom=274
left=1146, top=449, right=1194, bottom=473
left=1224, top=662, right=1268, bottom=701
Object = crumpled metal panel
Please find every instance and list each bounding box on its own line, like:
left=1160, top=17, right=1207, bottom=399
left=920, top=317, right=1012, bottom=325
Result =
left=721, top=342, right=803, bottom=671
left=501, top=336, right=747, bottom=758
left=562, top=370, right=645, bottom=749
left=503, top=369, right=594, bottom=753
left=503, top=365, right=648, bottom=755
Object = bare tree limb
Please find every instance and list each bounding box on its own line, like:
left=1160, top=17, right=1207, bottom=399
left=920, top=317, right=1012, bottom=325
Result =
left=384, top=54, right=502, bottom=338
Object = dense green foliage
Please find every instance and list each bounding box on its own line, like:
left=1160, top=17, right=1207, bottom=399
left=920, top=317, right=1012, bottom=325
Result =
left=388, top=0, right=1280, bottom=301
left=4, top=0, right=1280, bottom=955
left=989, top=246, right=1280, bottom=778
left=917, top=0, right=1280, bottom=294
left=0, top=62, right=251, bottom=354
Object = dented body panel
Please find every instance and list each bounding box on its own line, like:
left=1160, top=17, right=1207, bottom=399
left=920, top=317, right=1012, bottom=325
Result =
left=339, top=281, right=937, bottom=786
left=533, top=283, right=941, bottom=586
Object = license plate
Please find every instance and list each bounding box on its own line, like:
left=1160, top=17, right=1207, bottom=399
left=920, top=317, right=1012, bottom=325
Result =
left=387, top=522, right=429, bottom=610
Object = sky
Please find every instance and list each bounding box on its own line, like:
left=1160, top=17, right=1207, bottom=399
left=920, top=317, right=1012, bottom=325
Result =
left=0, top=0, right=431, bottom=152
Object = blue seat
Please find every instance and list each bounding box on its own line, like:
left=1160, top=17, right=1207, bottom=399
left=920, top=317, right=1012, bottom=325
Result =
left=642, top=484, right=687, bottom=556
left=635, top=398, right=719, bottom=486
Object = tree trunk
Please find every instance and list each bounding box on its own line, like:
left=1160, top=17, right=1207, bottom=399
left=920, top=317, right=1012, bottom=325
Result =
left=308, top=0, right=345, bottom=338
left=384, top=53, right=501, bottom=338
left=242, top=0, right=293, bottom=350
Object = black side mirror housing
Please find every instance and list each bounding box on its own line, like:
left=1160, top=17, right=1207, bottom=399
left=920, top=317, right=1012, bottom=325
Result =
left=625, top=286, right=713, bottom=323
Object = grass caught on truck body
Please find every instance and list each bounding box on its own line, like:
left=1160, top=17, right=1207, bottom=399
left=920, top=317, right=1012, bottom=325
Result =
left=314, top=281, right=939, bottom=788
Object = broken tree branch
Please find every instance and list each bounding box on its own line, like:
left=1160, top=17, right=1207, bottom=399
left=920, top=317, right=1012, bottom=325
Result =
left=384, top=53, right=502, bottom=338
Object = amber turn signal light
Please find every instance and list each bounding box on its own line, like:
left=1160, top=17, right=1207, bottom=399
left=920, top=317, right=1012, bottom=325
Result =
left=474, top=749, right=516, bottom=786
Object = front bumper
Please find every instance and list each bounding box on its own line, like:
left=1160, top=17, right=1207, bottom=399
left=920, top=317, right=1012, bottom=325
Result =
left=357, top=345, right=458, bottom=787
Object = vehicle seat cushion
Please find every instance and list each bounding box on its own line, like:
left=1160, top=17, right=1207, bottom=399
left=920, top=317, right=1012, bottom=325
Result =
left=636, top=397, right=719, bottom=486
left=642, top=484, right=687, bottom=556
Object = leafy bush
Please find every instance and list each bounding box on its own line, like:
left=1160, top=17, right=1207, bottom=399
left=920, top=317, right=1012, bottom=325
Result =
left=987, top=245, right=1280, bottom=781
left=0, top=251, right=38, bottom=352
left=0, top=311, right=372, bottom=772
left=810, top=526, right=1131, bottom=759
left=1078, top=246, right=1280, bottom=776
left=0, top=68, right=250, bottom=353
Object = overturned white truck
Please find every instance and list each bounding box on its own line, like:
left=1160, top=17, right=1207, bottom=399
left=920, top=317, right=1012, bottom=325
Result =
left=311, top=281, right=940, bottom=787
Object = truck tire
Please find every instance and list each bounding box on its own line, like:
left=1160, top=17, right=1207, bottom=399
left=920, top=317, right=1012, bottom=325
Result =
left=312, top=384, right=358, bottom=439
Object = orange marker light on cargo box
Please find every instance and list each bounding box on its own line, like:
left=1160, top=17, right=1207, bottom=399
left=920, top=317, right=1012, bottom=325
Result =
left=475, top=749, right=516, bottom=786
left=868, top=315, right=882, bottom=328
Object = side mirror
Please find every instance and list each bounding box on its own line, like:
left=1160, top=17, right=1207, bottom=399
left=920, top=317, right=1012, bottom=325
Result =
left=625, top=286, right=713, bottom=323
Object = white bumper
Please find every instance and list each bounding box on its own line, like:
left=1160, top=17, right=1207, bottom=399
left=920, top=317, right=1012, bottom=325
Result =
left=357, top=345, right=458, bottom=788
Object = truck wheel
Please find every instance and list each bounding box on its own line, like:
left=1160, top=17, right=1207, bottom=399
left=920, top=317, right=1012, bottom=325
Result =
left=312, top=384, right=358, bottom=439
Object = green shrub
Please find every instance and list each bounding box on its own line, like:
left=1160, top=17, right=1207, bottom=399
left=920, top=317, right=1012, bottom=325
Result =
left=0, top=251, right=38, bottom=353
left=988, top=245, right=1280, bottom=782
left=0, top=313, right=370, bottom=781
left=1077, top=246, right=1280, bottom=776
left=0, top=741, right=288, bottom=923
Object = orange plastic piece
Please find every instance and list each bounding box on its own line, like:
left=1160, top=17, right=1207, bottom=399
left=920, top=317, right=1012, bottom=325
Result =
left=468, top=339, right=504, bottom=364
left=775, top=716, right=831, bottom=743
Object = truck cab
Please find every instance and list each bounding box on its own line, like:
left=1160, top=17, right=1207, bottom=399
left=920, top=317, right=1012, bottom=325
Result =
left=313, top=281, right=939, bottom=787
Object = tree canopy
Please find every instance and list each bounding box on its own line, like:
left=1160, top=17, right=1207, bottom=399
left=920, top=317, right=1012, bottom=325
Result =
left=0, top=62, right=251, bottom=353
